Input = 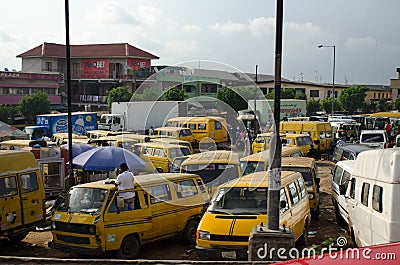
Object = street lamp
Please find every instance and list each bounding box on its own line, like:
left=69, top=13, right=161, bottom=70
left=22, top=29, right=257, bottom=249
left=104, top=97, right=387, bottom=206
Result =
left=318, top=44, right=336, bottom=114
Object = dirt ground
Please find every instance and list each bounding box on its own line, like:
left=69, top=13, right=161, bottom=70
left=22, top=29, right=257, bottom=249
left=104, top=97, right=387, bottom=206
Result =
left=0, top=160, right=351, bottom=260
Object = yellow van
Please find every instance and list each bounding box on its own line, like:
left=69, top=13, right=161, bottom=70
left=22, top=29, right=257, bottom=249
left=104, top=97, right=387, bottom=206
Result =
left=87, top=130, right=130, bottom=140
left=166, top=116, right=228, bottom=144
left=252, top=132, right=285, bottom=153
left=0, top=151, right=46, bottom=243
left=150, top=137, right=194, bottom=154
left=252, top=133, right=312, bottom=155
left=281, top=157, right=320, bottom=220
left=50, top=173, right=209, bottom=258
left=196, top=171, right=311, bottom=260
left=133, top=142, right=192, bottom=173
left=240, top=146, right=303, bottom=176
left=0, top=139, right=47, bottom=150
left=51, top=133, right=89, bottom=146
left=280, top=121, right=333, bottom=152
left=180, top=150, right=241, bottom=196
left=153, top=127, right=196, bottom=146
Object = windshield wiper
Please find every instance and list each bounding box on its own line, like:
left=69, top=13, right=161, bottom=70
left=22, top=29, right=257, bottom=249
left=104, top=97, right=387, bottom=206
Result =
left=209, top=210, right=233, bottom=215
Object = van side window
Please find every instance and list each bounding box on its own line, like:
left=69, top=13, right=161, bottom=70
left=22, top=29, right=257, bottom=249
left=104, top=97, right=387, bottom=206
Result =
left=198, top=123, right=206, bottom=130
left=290, top=152, right=302, bottom=157
left=361, top=182, right=370, bottom=206
left=341, top=171, right=351, bottom=190
left=333, top=166, right=343, bottom=185
left=280, top=188, right=289, bottom=212
left=143, top=147, right=153, bottom=155
left=153, top=149, right=165, bottom=157
left=288, top=182, right=300, bottom=205
left=215, top=121, right=222, bottom=130
left=149, top=184, right=172, bottom=204
left=350, top=178, right=356, bottom=199
left=0, top=176, right=18, bottom=197
left=296, top=177, right=307, bottom=198
left=319, top=131, right=326, bottom=139
left=195, top=178, right=206, bottom=193
left=20, top=172, right=39, bottom=193
left=189, top=123, right=196, bottom=130
left=372, top=185, right=383, bottom=213
left=174, top=179, right=198, bottom=198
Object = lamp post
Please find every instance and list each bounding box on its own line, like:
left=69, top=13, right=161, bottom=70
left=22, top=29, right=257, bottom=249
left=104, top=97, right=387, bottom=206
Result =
left=318, top=44, right=336, bottom=114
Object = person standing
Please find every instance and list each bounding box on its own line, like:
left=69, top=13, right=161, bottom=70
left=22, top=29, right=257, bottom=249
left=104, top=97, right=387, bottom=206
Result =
left=148, top=126, right=154, bottom=135
left=115, top=163, right=135, bottom=210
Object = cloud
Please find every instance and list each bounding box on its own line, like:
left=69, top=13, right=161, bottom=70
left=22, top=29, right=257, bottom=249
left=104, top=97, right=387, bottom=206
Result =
left=92, top=1, right=138, bottom=25
left=209, top=21, right=247, bottom=35
left=345, top=36, right=377, bottom=51
left=0, top=31, right=14, bottom=42
left=248, top=17, right=275, bottom=38
left=183, top=25, right=201, bottom=33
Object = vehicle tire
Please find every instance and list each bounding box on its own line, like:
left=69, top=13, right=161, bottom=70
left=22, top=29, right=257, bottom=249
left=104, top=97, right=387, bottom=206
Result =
left=334, top=203, right=347, bottom=227
left=9, top=232, right=28, bottom=245
left=183, top=220, right=198, bottom=245
left=115, top=235, right=140, bottom=259
left=311, top=205, right=320, bottom=221
left=296, top=221, right=308, bottom=247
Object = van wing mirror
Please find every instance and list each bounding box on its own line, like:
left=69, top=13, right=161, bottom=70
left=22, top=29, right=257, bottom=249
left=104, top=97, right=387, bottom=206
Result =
left=339, top=184, right=346, bottom=195
left=117, top=196, right=125, bottom=209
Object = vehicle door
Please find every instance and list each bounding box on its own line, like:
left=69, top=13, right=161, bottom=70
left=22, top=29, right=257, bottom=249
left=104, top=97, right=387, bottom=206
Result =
left=151, top=148, right=169, bottom=173
left=104, top=190, right=152, bottom=250
left=18, top=171, right=45, bottom=225
left=286, top=181, right=304, bottom=238
left=0, top=175, right=23, bottom=231
left=213, top=120, right=224, bottom=142
left=338, top=170, right=351, bottom=221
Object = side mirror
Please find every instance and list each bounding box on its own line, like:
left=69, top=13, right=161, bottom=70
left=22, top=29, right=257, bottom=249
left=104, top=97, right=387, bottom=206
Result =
left=339, top=184, right=346, bottom=195
left=117, top=196, right=125, bottom=209
left=156, top=168, right=164, bottom=173
left=280, top=200, right=287, bottom=209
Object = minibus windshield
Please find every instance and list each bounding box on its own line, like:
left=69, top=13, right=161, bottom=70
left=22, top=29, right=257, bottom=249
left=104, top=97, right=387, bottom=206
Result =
left=209, top=187, right=268, bottom=214
left=240, top=161, right=266, bottom=176
left=57, top=187, right=108, bottom=214
left=182, top=163, right=239, bottom=185
left=281, top=166, right=313, bottom=185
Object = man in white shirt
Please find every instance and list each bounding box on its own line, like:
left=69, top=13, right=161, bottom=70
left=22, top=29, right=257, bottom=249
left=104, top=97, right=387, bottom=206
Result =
left=115, top=163, right=135, bottom=210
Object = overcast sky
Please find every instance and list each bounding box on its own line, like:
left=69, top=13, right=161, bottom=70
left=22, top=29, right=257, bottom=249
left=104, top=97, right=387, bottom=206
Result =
left=0, top=0, right=399, bottom=85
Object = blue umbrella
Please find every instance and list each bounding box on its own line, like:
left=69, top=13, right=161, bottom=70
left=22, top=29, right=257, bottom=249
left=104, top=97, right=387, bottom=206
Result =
left=61, top=143, right=97, bottom=158
left=71, top=146, right=148, bottom=171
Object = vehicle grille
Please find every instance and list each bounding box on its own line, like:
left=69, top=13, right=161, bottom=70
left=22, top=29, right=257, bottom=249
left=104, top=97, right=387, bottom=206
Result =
left=210, top=234, right=249, bottom=242
left=54, top=222, right=95, bottom=235
left=56, top=234, right=90, bottom=244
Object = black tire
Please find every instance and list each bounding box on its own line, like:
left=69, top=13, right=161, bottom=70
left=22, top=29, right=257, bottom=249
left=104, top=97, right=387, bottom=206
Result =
left=183, top=220, right=198, bottom=245
left=115, top=235, right=140, bottom=259
left=311, top=205, right=320, bottom=221
left=9, top=232, right=28, bottom=245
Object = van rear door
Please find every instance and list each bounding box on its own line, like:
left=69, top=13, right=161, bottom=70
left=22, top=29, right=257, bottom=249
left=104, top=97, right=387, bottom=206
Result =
left=0, top=175, right=23, bottom=232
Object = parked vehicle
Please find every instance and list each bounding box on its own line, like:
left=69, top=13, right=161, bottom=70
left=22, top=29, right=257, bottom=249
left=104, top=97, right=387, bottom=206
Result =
left=49, top=173, right=209, bottom=258
left=98, top=101, right=187, bottom=133
left=346, top=149, right=400, bottom=247
left=332, top=160, right=355, bottom=226
left=240, top=146, right=303, bottom=176
left=153, top=127, right=196, bottom=147
left=0, top=151, right=46, bottom=243
left=24, top=112, right=97, bottom=140
left=51, top=133, right=89, bottom=146
left=133, top=142, right=192, bottom=173
left=331, top=143, right=375, bottom=163
left=279, top=121, right=333, bottom=153
left=180, top=150, right=241, bottom=196
left=196, top=171, right=311, bottom=260
left=0, top=139, right=47, bottom=150
left=150, top=137, right=194, bottom=154
left=165, top=116, right=228, bottom=144
left=359, top=130, right=388, bottom=148
left=251, top=132, right=285, bottom=153
left=281, top=157, right=320, bottom=220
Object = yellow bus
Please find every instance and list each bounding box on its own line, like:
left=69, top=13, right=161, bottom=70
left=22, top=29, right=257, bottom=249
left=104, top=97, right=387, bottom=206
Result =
left=166, top=116, right=228, bottom=144
left=153, top=127, right=196, bottom=146
left=180, top=150, right=241, bottom=196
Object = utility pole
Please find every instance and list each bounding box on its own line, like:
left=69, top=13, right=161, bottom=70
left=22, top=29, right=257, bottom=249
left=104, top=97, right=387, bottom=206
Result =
left=268, top=0, right=283, bottom=231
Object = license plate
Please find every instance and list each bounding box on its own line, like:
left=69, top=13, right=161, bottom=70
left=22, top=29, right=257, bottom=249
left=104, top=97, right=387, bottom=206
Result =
left=221, top=251, right=237, bottom=259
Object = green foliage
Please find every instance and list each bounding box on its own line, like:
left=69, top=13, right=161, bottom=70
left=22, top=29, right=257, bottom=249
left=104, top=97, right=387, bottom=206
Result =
left=264, top=88, right=304, bottom=100
left=321, top=98, right=341, bottom=114
left=393, top=97, right=400, bottom=111
left=216, top=87, right=254, bottom=112
left=137, top=87, right=162, bottom=101
left=295, top=93, right=307, bottom=100
left=19, top=92, right=50, bottom=123
left=338, top=86, right=368, bottom=114
left=0, top=105, right=19, bottom=124
left=362, top=101, right=376, bottom=113
left=164, top=87, right=186, bottom=101
left=107, top=86, right=133, bottom=108
left=306, top=99, right=321, bottom=115
left=376, top=98, right=390, bottom=112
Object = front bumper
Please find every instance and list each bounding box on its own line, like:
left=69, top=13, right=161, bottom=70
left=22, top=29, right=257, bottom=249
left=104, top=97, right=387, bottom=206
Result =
left=195, top=246, right=248, bottom=260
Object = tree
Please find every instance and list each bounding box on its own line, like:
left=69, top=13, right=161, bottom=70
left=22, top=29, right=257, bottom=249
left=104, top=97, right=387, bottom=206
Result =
left=376, top=98, right=389, bottom=112
left=164, top=87, right=186, bottom=101
left=295, top=93, right=307, bottom=100
left=0, top=105, right=19, bottom=124
left=107, top=86, right=133, bottom=108
left=321, top=98, right=341, bottom=114
left=264, top=88, right=304, bottom=100
left=338, top=86, right=368, bottom=114
left=393, top=97, right=400, bottom=111
left=19, top=92, right=50, bottom=123
left=306, top=99, right=321, bottom=115
left=216, top=87, right=253, bottom=112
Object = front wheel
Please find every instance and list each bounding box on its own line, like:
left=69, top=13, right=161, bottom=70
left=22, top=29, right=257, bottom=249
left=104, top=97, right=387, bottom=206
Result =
left=115, top=235, right=140, bottom=259
left=183, top=220, right=199, bottom=245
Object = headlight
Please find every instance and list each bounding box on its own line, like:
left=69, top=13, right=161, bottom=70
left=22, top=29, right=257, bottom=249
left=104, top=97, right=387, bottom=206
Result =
left=306, top=186, right=313, bottom=191
left=52, top=222, right=56, bottom=230
left=88, top=225, right=96, bottom=235
left=308, top=193, right=314, bottom=200
left=197, top=230, right=210, bottom=240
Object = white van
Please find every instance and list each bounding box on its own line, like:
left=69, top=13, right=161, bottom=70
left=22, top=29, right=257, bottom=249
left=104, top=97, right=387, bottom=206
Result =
left=346, top=148, right=400, bottom=247
left=359, top=130, right=388, bottom=148
left=332, top=160, right=355, bottom=227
